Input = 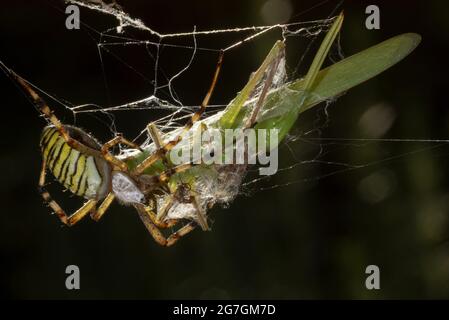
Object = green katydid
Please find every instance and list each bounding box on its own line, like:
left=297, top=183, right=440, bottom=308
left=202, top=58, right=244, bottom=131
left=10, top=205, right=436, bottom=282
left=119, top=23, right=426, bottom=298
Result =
left=127, top=12, right=420, bottom=174
left=119, top=11, right=421, bottom=238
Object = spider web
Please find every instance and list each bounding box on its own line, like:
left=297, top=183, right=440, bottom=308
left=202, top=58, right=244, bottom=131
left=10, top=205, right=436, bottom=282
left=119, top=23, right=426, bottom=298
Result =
left=22, top=0, right=447, bottom=222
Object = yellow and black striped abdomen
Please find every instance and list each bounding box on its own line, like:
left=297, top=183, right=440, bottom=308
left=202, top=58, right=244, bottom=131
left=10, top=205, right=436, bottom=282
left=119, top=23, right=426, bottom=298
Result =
left=40, top=126, right=110, bottom=200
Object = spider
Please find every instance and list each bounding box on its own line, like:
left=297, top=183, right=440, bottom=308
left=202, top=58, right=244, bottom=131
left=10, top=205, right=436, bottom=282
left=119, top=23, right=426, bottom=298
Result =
left=2, top=39, right=285, bottom=247
left=1, top=52, right=223, bottom=247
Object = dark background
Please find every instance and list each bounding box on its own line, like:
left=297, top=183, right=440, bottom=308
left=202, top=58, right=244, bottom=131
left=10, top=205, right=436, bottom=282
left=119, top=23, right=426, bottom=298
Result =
left=1, top=0, right=448, bottom=299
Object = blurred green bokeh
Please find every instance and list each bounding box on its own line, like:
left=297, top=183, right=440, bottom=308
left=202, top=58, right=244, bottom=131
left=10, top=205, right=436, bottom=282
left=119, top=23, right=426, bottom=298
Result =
left=1, top=0, right=448, bottom=299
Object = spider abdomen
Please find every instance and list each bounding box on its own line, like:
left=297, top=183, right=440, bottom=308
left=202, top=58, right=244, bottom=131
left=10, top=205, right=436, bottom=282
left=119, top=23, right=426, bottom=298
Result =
left=40, top=126, right=111, bottom=200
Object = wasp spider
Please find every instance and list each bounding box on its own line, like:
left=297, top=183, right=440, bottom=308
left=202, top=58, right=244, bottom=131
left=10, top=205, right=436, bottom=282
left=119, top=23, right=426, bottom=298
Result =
left=2, top=52, right=223, bottom=247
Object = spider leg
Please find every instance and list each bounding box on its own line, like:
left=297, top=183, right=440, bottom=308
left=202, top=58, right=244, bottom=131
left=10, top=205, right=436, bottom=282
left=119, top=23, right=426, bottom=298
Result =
left=190, top=191, right=209, bottom=231
left=166, top=222, right=197, bottom=247
left=144, top=190, right=208, bottom=231
left=134, top=204, right=169, bottom=246
left=244, top=48, right=284, bottom=129
left=39, top=156, right=97, bottom=226
left=67, top=200, right=98, bottom=226
left=5, top=70, right=93, bottom=153
left=140, top=203, right=178, bottom=228
left=13, top=73, right=68, bottom=137
left=91, top=192, right=115, bottom=222
left=155, top=196, right=176, bottom=225
left=101, top=135, right=142, bottom=171
left=147, top=123, right=164, bottom=149
left=156, top=163, right=193, bottom=183
left=147, top=122, right=173, bottom=170
left=132, top=51, right=224, bottom=176
left=151, top=163, right=209, bottom=230
left=134, top=204, right=198, bottom=247
left=146, top=180, right=209, bottom=232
